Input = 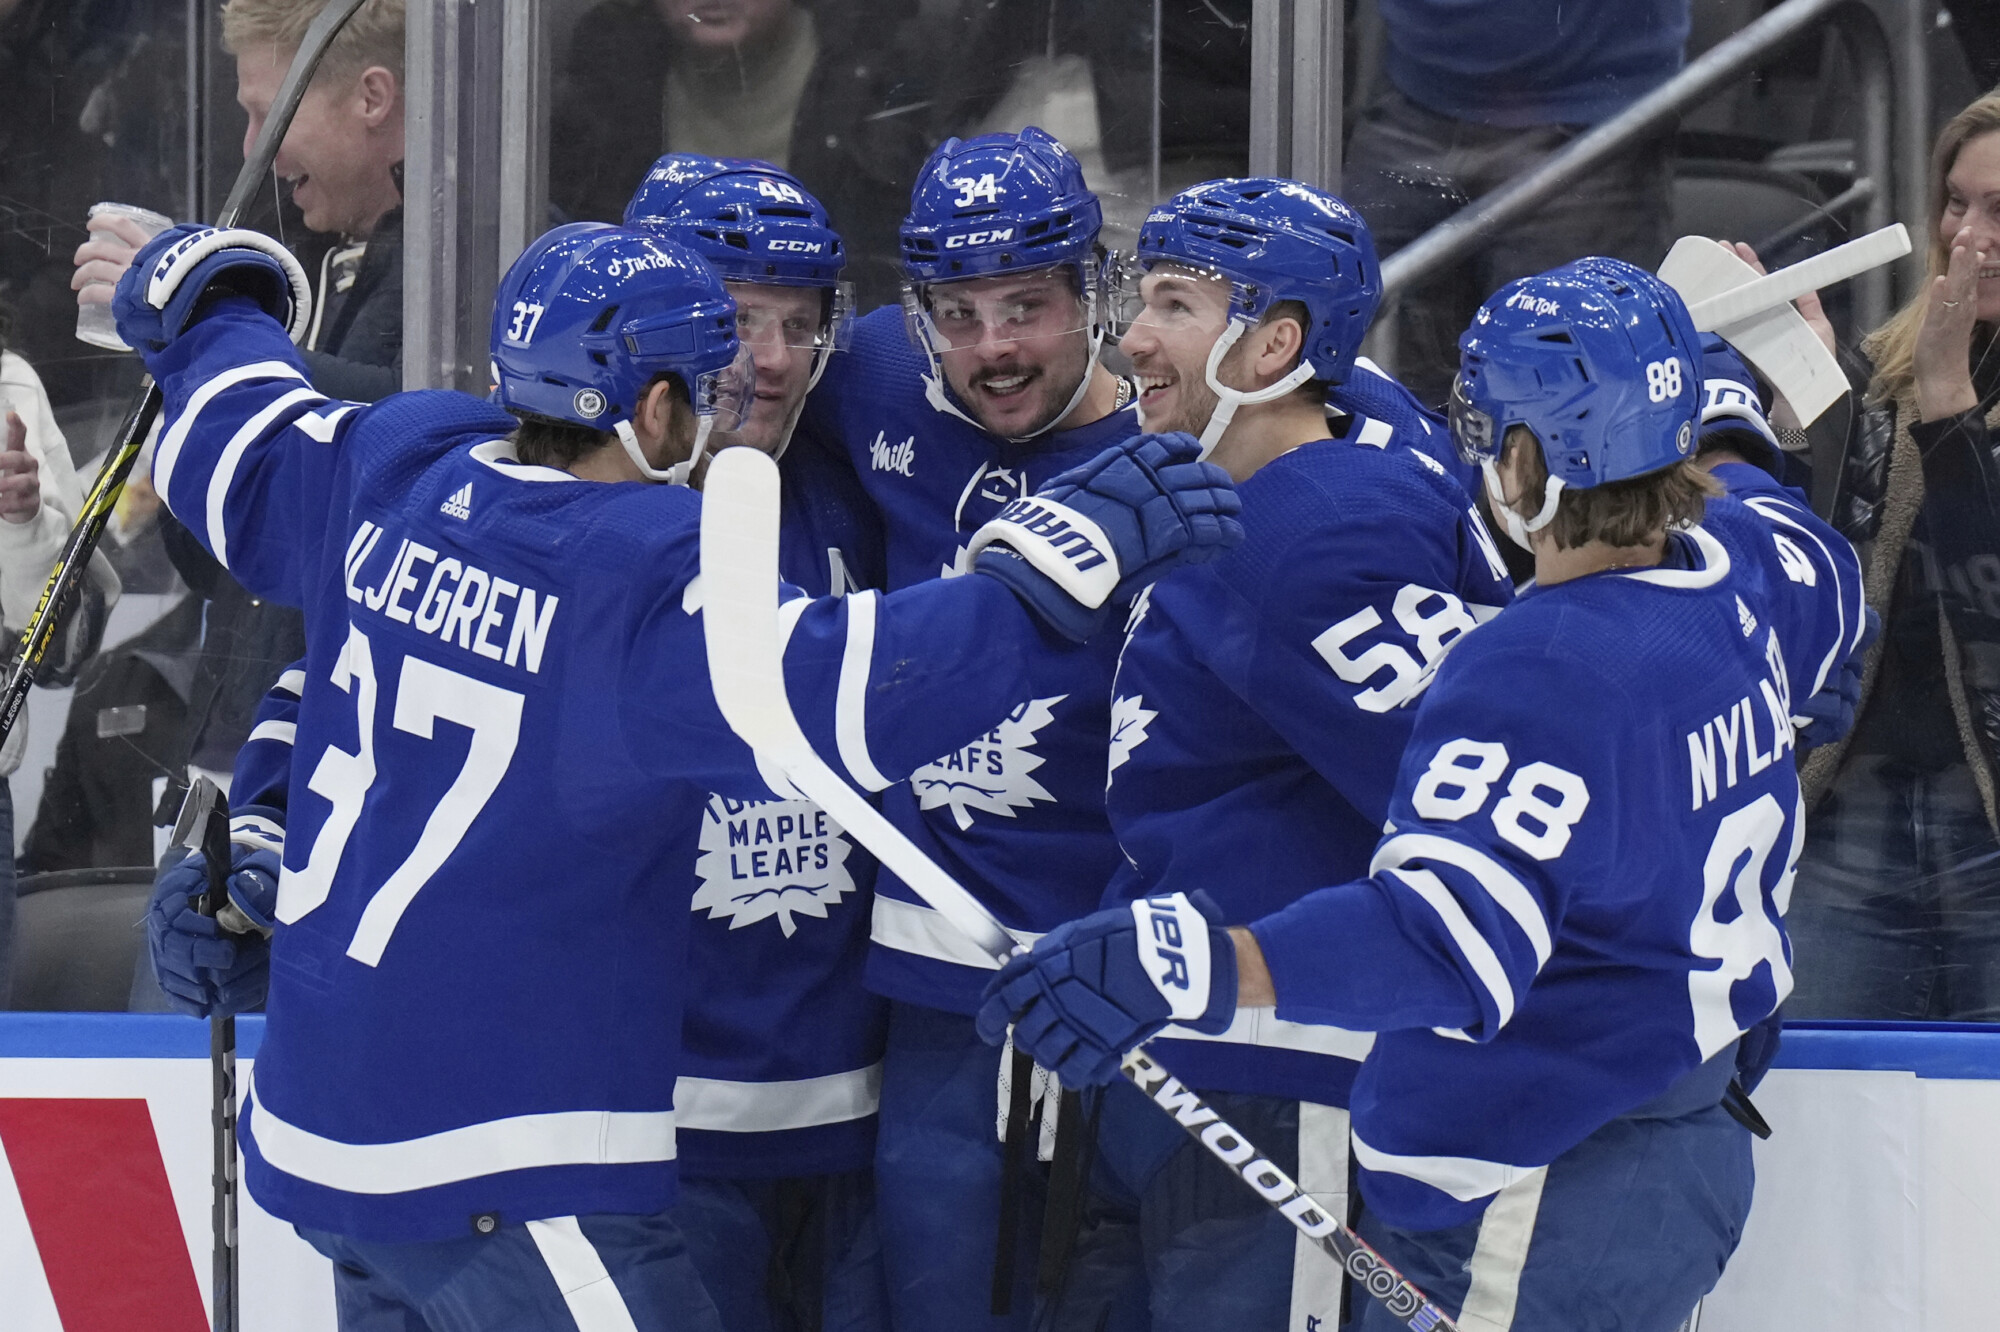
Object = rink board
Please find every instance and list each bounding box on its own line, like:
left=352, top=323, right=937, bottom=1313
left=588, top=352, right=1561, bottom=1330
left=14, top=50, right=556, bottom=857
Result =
left=0, top=1017, right=1993, bottom=1331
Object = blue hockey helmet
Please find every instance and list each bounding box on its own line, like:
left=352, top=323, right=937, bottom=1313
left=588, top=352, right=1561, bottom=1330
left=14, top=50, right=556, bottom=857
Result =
left=490, top=222, right=753, bottom=484
left=899, top=126, right=1102, bottom=286
left=1453, top=257, right=1700, bottom=494
left=1124, top=176, right=1381, bottom=455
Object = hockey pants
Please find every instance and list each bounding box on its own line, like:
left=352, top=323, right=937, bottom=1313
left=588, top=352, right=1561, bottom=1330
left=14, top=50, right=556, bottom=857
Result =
left=298, top=1208, right=724, bottom=1332
left=673, top=1170, right=888, bottom=1332
left=1041, top=1078, right=1349, bottom=1332
left=874, top=1001, right=1046, bottom=1331
left=1345, top=1101, right=1754, bottom=1332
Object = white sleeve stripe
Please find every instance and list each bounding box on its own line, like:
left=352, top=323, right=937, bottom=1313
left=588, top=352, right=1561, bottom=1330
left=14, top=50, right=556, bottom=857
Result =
left=833, top=589, right=891, bottom=792
left=777, top=593, right=810, bottom=652
left=1373, top=832, right=1553, bottom=966
left=275, top=669, right=307, bottom=697
left=524, top=1217, right=643, bottom=1332
left=153, top=360, right=309, bottom=510
left=247, top=719, right=297, bottom=746
left=1350, top=1129, right=1544, bottom=1203
left=1381, top=866, right=1516, bottom=1028
left=206, top=386, right=326, bottom=570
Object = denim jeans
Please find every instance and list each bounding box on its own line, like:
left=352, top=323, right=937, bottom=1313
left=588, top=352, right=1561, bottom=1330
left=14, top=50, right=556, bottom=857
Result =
left=1342, top=89, right=1673, bottom=406
left=1786, top=755, right=2000, bottom=1021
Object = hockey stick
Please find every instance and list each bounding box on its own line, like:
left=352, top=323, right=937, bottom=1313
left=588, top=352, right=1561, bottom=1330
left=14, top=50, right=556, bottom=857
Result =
left=169, top=776, right=239, bottom=1332
left=0, top=0, right=373, bottom=751
left=698, top=447, right=1458, bottom=1332
left=1685, top=223, right=1910, bottom=333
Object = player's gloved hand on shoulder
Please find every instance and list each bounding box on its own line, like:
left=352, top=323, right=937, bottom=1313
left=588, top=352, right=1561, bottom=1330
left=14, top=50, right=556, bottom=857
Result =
left=1696, top=332, right=1784, bottom=474
left=975, top=890, right=1238, bottom=1087
left=113, top=222, right=312, bottom=355
left=966, top=432, right=1243, bottom=641
left=1796, top=605, right=1878, bottom=750
left=146, top=830, right=283, bottom=1019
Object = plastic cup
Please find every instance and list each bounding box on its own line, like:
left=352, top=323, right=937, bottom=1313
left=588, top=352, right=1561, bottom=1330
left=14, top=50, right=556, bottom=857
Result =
left=76, top=202, right=175, bottom=351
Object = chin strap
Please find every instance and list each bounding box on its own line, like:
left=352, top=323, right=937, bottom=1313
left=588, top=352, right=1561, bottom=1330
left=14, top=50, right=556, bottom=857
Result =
left=1194, top=320, right=1319, bottom=459
left=920, top=325, right=1107, bottom=443
left=617, top=416, right=714, bottom=487
left=1482, top=460, right=1565, bottom=551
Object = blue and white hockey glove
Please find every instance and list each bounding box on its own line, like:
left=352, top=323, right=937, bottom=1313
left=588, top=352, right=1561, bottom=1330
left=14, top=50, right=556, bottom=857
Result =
left=146, top=825, right=282, bottom=1019
left=1697, top=333, right=1784, bottom=475
left=1796, top=605, right=1878, bottom=750
left=967, top=431, right=1243, bottom=642
left=113, top=223, right=312, bottom=354
left=975, top=891, right=1239, bottom=1087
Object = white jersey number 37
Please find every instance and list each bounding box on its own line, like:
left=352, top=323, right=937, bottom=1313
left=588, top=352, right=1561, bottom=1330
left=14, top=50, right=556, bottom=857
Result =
left=277, top=625, right=523, bottom=965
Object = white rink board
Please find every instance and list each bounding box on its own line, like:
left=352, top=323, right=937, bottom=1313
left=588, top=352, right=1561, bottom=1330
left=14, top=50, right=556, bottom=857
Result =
left=2, top=1016, right=1997, bottom=1330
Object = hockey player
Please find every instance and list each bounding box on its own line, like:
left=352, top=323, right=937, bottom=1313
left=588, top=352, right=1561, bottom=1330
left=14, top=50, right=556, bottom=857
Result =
left=981, top=258, right=1867, bottom=1330
left=983, top=178, right=1513, bottom=1331
left=793, top=127, right=1148, bottom=1327
left=127, top=217, right=1240, bottom=1331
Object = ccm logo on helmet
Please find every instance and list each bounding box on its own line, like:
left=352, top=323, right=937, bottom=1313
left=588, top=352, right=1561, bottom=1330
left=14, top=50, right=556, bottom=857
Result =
left=995, top=499, right=1107, bottom=572
left=944, top=228, right=1016, bottom=249
left=767, top=239, right=824, bottom=254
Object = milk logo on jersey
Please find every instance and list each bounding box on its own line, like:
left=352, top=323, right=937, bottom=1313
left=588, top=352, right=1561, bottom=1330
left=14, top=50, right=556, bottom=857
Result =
left=439, top=483, right=473, bottom=521
left=1106, top=693, right=1156, bottom=788
left=913, top=694, right=1065, bottom=830
left=691, top=793, right=856, bottom=936
left=870, top=430, right=916, bottom=477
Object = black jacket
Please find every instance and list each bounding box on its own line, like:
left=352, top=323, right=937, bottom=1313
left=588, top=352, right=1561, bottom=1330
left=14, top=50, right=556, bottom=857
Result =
left=1806, top=333, right=2000, bottom=835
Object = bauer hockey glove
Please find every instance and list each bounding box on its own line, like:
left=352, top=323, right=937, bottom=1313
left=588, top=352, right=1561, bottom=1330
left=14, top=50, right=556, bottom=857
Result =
left=146, top=828, right=282, bottom=1019
left=113, top=223, right=312, bottom=354
left=976, top=891, right=1238, bottom=1087
left=967, top=431, right=1243, bottom=642
left=1796, top=605, right=1879, bottom=750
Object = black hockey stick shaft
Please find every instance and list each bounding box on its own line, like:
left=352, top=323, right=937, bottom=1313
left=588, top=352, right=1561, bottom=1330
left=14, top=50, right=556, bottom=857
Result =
left=696, top=450, right=1459, bottom=1332
left=195, top=785, right=239, bottom=1332
left=0, top=0, right=374, bottom=750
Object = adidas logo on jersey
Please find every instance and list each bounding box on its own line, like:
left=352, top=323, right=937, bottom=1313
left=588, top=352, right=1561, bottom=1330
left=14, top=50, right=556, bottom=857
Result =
left=869, top=431, right=916, bottom=477
left=439, top=483, right=473, bottom=521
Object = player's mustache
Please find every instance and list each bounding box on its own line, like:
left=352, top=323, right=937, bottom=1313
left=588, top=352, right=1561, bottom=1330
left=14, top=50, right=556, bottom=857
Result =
left=970, top=364, right=1039, bottom=390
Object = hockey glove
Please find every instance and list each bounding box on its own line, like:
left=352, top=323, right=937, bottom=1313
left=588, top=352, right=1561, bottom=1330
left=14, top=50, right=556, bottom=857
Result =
left=146, top=827, right=282, bottom=1019
left=113, top=223, right=313, bottom=355
left=967, top=432, right=1243, bottom=642
left=1697, top=333, right=1784, bottom=475
left=1796, top=605, right=1878, bottom=750
left=975, top=891, right=1238, bottom=1088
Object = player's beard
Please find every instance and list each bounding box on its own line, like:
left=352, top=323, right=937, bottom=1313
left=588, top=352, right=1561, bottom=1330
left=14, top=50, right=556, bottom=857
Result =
left=1146, top=369, right=1224, bottom=441
left=952, top=336, right=1095, bottom=439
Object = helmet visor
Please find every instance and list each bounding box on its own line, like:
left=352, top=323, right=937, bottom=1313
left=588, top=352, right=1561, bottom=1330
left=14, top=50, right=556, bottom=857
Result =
left=1448, top=374, right=1499, bottom=465
left=903, top=263, right=1095, bottom=355
left=1109, top=260, right=1255, bottom=342
left=734, top=281, right=857, bottom=352
left=694, top=342, right=756, bottom=432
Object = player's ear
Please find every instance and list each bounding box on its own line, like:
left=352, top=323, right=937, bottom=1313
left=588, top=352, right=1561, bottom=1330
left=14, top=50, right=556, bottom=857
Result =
left=355, top=66, right=400, bottom=128
left=1253, top=314, right=1306, bottom=387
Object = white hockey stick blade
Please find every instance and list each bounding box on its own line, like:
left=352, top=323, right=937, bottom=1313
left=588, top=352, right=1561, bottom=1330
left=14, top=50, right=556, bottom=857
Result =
left=698, top=447, right=1017, bottom=962
left=1657, top=236, right=1848, bottom=427
left=1685, top=224, right=1910, bottom=333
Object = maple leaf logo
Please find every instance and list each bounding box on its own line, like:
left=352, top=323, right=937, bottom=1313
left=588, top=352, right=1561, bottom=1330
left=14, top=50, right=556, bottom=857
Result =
left=912, top=694, right=1066, bottom=831
left=1106, top=693, right=1157, bottom=789
left=691, top=793, right=855, bottom=937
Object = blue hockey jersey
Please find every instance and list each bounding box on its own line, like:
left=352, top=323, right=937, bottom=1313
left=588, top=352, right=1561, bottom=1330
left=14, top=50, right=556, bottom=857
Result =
left=221, top=432, right=891, bottom=1184
left=143, top=299, right=1076, bottom=1241
left=800, top=305, right=1143, bottom=1014
left=1104, top=409, right=1513, bottom=1107
left=1250, top=464, right=1866, bottom=1230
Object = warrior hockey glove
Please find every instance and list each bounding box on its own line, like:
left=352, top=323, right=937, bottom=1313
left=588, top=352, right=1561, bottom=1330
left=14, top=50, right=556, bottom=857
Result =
left=113, top=222, right=313, bottom=354
left=1796, top=605, right=1879, bottom=750
left=146, top=825, right=282, bottom=1019
left=967, top=431, right=1243, bottom=642
left=976, top=891, right=1238, bottom=1088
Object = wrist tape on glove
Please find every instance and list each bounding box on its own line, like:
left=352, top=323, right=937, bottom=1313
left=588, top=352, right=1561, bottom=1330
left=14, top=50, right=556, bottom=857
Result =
left=1132, top=892, right=1215, bottom=1022
left=965, top=497, right=1120, bottom=610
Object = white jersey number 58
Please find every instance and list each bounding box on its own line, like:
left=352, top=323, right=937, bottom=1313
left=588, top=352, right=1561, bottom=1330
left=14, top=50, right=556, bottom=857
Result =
left=277, top=625, right=523, bottom=965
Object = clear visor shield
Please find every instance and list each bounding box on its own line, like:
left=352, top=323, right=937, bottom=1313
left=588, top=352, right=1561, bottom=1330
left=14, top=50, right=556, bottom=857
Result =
left=694, top=342, right=757, bottom=432
left=734, top=281, right=856, bottom=352
left=1448, top=375, right=1499, bottom=465
left=903, top=262, right=1098, bottom=357
left=1109, top=260, right=1263, bottom=342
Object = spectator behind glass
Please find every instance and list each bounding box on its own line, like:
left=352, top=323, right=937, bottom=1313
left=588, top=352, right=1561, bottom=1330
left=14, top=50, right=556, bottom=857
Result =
left=1784, top=91, right=2000, bottom=1022
left=1342, top=0, right=1690, bottom=405
left=550, top=0, right=929, bottom=309
left=0, top=347, right=120, bottom=1002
